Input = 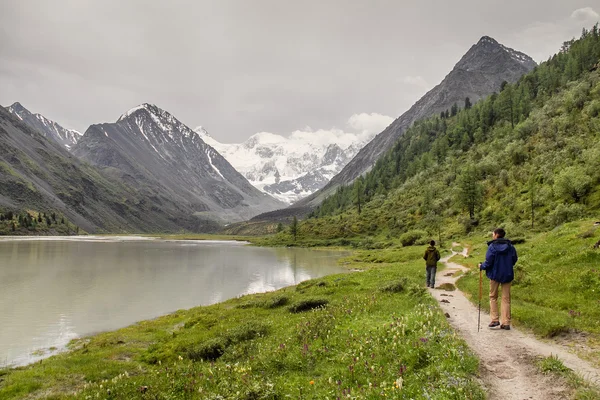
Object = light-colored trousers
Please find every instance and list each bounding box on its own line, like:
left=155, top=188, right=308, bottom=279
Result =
left=490, top=280, right=511, bottom=325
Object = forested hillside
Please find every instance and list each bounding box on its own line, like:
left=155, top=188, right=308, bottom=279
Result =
left=296, top=26, right=600, bottom=245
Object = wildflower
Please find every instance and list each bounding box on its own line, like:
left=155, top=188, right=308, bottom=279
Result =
left=395, top=377, right=403, bottom=390
left=310, top=380, right=315, bottom=385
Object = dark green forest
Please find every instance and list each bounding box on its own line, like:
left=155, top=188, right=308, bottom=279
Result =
left=299, top=25, right=600, bottom=244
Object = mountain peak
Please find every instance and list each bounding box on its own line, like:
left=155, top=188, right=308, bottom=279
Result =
left=115, top=103, right=197, bottom=139
left=117, top=103, right=158, bottom=122
left=8, top=101, right=26, bottom=110
left=194, top=126, right=210, bottom=136
left=5, top=102, right=82, bottom=148
left=455, top=36, right=536, bottom=73
left=6, top=102, right=30, bottom=119
left=476, top=36, right=500, bottom=46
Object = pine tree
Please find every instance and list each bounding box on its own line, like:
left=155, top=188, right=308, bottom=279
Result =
left=450, top=103, right=459, bottom=116
left=464, top=97, right=472, bottom=109
left=457, top=165, right=483, bottom=220
left=353, top=178, right=363, bottom=215
left=290, top=217, right=298, bottom=242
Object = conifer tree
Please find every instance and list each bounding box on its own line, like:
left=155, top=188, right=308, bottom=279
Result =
left=450, top=103, right=459, bottom=116
left=457, top=165, right=483, bottom=220
left=290, top=217, right=298, bottom=242
left=353, top=178, right=363, bottom=215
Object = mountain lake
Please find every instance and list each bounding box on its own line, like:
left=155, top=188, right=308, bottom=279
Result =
left=0, top=236, right=348, bottom=367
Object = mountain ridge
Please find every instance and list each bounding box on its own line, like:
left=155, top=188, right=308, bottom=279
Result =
left=288, top=35, right=537, bottom=212
left=5, top=102, right=82, bottom=149
left=194, top=125, right=376, bottom=204
left=73, top=103, right=284, bottom=224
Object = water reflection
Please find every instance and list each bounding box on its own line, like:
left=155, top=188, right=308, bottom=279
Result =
left=0, top=238, right=347, bottom=366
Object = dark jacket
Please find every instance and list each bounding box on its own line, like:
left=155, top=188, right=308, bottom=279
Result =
left=479, top=238, right=518, bottom=283
left=423, top=246, right=441, bottom=267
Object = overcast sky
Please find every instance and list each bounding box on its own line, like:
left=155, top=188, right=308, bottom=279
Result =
left=1, top=1, right=598, bottom=143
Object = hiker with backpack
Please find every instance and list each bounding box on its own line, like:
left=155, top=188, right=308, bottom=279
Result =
left=478, top=228, right=518, bottom=330
left=423, top=240, right=441, bottom=288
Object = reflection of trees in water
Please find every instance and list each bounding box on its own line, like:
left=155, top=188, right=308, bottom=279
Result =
left=0, top=241, right=347, bottom=366
left=272, top=247, right=348, bottom=273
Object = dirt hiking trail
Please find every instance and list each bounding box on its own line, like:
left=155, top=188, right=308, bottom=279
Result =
left=430, top=246, right=600, bottom=400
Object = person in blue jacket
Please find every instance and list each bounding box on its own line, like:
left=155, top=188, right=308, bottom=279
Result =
left=478, top=228, right=518, bottom=330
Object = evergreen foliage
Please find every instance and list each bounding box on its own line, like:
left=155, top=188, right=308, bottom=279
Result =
left=306, top=26, right=600, bottom=241
left=290, top=216, right=298, bottom=241
left=0, top=209, right=77, bottom=235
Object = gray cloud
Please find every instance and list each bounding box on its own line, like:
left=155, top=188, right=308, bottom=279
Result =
left=0, top=0, right=597, bottom=142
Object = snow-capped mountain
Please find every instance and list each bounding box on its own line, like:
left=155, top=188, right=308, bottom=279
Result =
left=73, top=104, right=283, bottom=226
left=5, top=102, right=82, bottom=149
left=194, top=127, right=376, bottom=204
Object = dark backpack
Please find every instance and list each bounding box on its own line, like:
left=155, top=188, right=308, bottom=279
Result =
left=424, top=247, right=440, bottom=265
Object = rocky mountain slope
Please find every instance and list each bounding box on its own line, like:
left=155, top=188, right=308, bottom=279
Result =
left=291, top=36, right=536, bottom=211
left=72, top=104, right=284, bottom=225
left=5, top=102, right=82, bottom=149
left=0, top=106, right=184, bottom=233
left=195, top=128, right=375, bottom=204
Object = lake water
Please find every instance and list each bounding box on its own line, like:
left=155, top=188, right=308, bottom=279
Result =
left=0, top=237, right=348, bottom=367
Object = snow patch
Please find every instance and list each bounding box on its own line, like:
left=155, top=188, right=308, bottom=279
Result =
left=206, top=149, right=225, bottom=179
left=117, top=104, right=148, bottom=122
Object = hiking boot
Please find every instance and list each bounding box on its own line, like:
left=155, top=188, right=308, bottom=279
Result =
left=500, top=325, right=511, bottom=330
left=488, top=321, right=500, bottom=329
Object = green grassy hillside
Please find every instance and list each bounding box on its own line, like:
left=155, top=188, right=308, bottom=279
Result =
left=292, top=26, right=600, bottom=245
left=0, top=247, right=484, bottom=399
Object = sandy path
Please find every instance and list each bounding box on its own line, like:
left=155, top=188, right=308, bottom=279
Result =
left=430, top=247, right=600, bottom=399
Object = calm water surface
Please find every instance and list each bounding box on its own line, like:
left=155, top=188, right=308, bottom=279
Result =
left=0, top=237, right=347, bottom=366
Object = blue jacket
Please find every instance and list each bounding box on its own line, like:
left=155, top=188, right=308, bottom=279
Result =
left=479, top=239, right=518, bottom=283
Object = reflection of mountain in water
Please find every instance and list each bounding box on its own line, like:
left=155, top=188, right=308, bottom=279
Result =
left=0, top=240, right=347, bottom=366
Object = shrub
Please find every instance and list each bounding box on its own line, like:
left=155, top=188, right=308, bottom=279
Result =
left=549, top=204, right=586, bottom=226
left=379, top=278, right=407, bottom=293
left=288, top=298, right=329, bottom=313
left=188, top=337, right=228, bottom=361
left=227, top=322, right=269, bottom=342
left=263, top=295, right=290, bottom=308
left=399, top=229, right=428, bottom=246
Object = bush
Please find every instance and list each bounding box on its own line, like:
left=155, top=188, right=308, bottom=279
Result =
left=188, top=337, right=228, bottom=361
left=399, top=229, right=428, bottom=246
left=554, top=166, right=592, bottom=203
left=549, top=203, right=586, bottom=227
left=227, top=321, right=269, bottom=342
left=263, top=295, right=290, bottom=309
left=288, top=298, right=329, bottom=313
left=379, top=278, right=408, bottom=293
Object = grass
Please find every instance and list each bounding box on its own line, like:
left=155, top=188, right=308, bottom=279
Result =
left=455, top=220, right=600, bottom=365
left=451, top=245, right=464, bottom=253
left=0, top=246, right=484, bottom=399
left=536, top=355, right=600, bottom=399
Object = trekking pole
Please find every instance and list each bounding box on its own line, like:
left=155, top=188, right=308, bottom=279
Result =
left=478, top=269, right=482, bottom=332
